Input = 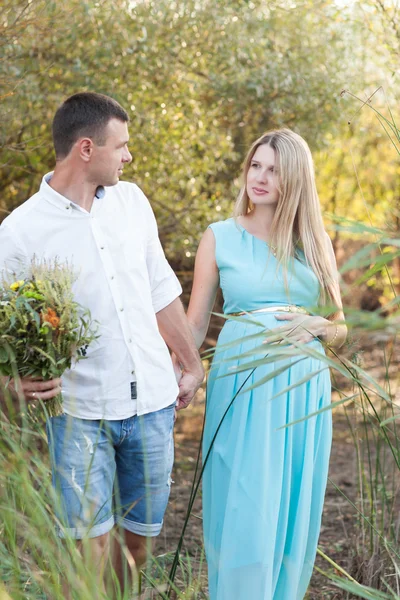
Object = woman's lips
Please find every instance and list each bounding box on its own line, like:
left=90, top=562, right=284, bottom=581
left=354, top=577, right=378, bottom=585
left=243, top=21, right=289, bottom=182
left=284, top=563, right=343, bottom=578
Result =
left=252, top=187, right=269, bottom=195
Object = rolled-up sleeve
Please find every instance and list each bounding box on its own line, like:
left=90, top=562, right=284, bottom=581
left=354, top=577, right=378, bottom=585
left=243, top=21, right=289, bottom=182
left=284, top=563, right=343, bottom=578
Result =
left=0, top=223, right=28, bottom=281
left=138, top=188, right=182, bottom=313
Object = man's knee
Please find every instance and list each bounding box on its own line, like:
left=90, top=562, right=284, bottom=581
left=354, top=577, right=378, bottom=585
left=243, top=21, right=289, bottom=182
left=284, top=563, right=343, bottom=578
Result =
left=125, top=530, right=148, bottom=551
left=124, top=531, right=149, bottom=565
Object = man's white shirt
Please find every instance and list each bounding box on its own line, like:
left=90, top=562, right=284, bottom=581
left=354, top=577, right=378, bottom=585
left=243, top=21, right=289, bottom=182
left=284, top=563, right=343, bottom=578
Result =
left=0, top=174, right=182, bottom=419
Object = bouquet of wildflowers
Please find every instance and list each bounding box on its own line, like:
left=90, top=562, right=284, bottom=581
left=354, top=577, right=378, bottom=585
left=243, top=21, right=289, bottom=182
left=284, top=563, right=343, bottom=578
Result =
left=0, top=259, right=97, bottom=417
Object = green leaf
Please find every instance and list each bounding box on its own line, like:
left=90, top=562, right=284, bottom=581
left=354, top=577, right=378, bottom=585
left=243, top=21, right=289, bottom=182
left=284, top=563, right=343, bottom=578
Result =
left=278, top=393, right=358, bottom=429
left=0, top=346, right=9, bottom=363
left=240, top=358, right=305, bottom=392
left=30, top=346, right=56, bottom=366
left=330, top=576, right=393, bottom=599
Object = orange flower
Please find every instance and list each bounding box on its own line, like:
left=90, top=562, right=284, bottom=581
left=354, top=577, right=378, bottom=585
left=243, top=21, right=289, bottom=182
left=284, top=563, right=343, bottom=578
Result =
left=49, top=316, right=60, bottom=328
left=41, top=307, right=60, bottom=329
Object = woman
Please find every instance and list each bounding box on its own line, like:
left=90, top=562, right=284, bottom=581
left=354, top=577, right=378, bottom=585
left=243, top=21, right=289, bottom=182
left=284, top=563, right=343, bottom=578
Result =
left=186, top=129, right=347, bottom=599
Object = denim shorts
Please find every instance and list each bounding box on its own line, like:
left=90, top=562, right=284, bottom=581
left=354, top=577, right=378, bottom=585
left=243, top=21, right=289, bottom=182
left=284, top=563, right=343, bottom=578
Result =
left=46, top=402, right=175, bottom=539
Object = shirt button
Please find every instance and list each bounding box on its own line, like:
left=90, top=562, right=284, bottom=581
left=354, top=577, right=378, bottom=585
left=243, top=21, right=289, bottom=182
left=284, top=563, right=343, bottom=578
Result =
left=100, top=246, right=105, bottom=250
left=111, top=276, right=115, bottom=280
left=131, top=370, right=134, bottom=375
left=128, top=338, right=132, bottom=343
left=120, top=307, right=124, bottom=312
left=65, top=206, right=70, bottom=210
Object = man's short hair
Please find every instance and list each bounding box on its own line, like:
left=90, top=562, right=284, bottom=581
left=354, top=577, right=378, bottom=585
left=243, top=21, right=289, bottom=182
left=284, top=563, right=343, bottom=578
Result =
left=52, top=92, right=129, bottom=159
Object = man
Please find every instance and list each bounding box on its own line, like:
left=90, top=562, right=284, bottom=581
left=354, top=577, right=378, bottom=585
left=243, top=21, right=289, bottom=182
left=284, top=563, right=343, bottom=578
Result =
left=0, top=92, right=204, bottom=596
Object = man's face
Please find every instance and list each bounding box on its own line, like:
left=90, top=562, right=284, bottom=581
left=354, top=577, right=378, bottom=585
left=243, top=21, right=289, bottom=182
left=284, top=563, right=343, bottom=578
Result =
left=90, top=118, right=132, bottom=187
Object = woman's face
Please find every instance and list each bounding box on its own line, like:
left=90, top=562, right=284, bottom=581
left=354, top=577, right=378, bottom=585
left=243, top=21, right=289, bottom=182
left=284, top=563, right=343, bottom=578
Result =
left=246, top=144, right=280, bottom=208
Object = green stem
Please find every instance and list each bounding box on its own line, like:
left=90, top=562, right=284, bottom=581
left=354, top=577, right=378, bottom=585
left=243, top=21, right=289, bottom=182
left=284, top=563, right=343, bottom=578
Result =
left=43, top=392, right=63, bottom=418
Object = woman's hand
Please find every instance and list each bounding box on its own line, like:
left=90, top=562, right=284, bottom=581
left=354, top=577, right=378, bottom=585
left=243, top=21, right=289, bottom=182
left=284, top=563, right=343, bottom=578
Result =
left=264, top=314, right=330, bottom=345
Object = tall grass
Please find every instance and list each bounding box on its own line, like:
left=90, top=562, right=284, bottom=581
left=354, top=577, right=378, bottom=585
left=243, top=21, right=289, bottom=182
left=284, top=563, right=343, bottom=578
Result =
left=0, top=396, right=106, bottom=600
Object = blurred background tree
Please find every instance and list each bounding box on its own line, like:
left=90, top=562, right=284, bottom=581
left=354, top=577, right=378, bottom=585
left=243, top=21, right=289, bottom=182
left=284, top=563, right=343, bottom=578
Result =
left=1, top=0, right=399, bottom=302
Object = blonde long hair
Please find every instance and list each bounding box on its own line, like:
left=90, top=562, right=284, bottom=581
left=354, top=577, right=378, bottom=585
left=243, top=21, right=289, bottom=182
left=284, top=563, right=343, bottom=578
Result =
left=234, top=128, right=340, bottom=313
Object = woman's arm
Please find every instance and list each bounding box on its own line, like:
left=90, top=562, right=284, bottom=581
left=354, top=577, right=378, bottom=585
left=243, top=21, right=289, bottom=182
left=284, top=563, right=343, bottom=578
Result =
left=323, top=233, right=347, bottom=348
left=187, top=227, right=220, bottom=349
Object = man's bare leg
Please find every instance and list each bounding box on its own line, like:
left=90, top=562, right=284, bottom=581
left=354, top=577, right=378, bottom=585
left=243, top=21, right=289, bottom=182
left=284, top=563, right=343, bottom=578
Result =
left=111, top=530, right=150, bottom=599
left=62, top=532, right=110, bottom=600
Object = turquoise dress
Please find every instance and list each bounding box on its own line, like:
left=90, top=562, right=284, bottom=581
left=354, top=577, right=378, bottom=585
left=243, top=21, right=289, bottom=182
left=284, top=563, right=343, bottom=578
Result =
left=203, top=218, right=332, bottom=600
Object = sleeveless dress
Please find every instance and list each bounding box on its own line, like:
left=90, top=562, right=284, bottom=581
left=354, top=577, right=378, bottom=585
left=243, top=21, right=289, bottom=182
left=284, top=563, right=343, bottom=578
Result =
left=202, top=218, right=332, bottom=600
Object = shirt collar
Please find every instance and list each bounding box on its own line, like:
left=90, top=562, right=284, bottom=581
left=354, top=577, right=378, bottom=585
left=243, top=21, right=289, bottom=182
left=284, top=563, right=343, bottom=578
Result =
left=40, top=172, right=106, bottom=212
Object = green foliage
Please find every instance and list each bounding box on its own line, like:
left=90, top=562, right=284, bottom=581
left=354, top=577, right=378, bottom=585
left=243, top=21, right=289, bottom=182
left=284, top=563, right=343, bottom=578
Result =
left=1, top=0, right=367, bottom=261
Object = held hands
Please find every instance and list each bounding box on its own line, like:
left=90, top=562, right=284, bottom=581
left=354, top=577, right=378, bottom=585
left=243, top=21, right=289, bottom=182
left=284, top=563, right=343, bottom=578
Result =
left=264, top=314, right=329, bottom=346
left=171, top=353, right=204, bottom=411
left=176, top=371, right=204, bottom=410
left=7, top=376, right=62, bottom=402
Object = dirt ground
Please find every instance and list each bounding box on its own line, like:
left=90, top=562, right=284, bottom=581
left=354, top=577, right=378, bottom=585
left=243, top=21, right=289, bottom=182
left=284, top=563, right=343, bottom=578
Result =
left=153, top=333, right=400, bottom=599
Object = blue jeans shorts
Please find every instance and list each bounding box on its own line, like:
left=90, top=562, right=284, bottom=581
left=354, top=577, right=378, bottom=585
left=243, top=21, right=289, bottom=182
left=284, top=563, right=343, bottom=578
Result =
left=46, top=402, right=175, bottom=539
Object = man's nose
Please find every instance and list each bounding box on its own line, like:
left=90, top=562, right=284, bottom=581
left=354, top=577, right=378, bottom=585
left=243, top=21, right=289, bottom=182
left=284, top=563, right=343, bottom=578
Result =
left=123, top=149, right=132, bottom=163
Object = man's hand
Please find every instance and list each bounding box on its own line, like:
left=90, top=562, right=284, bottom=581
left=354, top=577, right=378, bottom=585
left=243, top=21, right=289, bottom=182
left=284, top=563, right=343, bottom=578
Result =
left=176, top=369, right=204, bottom=411
left=8, top=376, right=62, bottom=402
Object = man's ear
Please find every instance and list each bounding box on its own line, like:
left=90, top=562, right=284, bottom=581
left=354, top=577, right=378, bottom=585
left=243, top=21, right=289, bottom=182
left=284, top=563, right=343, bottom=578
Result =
left=77, top=137, right=94, bottom=162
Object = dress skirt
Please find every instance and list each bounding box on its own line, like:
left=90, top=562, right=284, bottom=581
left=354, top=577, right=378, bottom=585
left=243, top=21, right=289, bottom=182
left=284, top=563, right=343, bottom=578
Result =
left=202, top=313, right=332, bottom=600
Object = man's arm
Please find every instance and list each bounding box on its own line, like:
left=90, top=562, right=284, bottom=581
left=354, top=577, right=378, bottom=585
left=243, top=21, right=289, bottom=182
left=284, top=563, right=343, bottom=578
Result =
left=156, top=298, right=204, bottom=410
left=137, top=186, right=203, bottom=408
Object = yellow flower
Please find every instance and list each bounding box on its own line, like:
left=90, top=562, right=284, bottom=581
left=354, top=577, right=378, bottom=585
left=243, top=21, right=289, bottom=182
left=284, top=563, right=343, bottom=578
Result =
left=10, top=280, right=25, bottom=291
